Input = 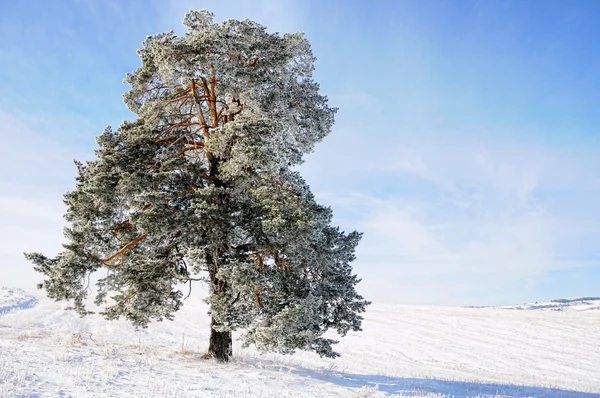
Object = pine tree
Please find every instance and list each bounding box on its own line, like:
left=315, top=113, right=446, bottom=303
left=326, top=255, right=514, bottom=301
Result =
left=25, top=10, right=369, bottom=361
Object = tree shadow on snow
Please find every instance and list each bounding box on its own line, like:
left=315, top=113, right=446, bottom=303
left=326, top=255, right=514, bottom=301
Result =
left=293, top=368, right=599, bottom=397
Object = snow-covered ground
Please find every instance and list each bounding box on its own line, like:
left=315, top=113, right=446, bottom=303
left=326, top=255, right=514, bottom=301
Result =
left=1, top=287, right=599, bottom=398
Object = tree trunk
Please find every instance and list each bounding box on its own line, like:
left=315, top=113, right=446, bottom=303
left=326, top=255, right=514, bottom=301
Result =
left=205, top=162, right=231, bottom=361
left=208, top=316, right=232, bottom=361
left=206, top=249, right=232, bottom=361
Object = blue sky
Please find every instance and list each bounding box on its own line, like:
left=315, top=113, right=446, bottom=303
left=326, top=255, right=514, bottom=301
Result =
left=1, top=0, right=599, bottom=305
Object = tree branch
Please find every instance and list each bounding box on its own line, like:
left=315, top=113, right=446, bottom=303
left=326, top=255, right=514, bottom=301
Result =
left=101, top=234, right=148, bottom=265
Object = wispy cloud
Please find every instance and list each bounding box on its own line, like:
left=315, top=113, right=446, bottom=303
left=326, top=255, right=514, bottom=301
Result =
left=301, top=125, right=600, bottom=305
left=0, top=112, right=84, bottom=288
left=0, top=113, right=89, bottom=191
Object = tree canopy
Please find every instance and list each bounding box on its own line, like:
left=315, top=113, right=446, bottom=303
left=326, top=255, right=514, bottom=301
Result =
left=25, top=10, right=369, bottom=361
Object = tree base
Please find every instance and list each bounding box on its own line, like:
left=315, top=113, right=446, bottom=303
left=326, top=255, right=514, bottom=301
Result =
left=208, top=318, right=232, bottom=362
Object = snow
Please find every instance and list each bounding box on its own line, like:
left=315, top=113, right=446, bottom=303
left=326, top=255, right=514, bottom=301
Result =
left=0, top=288, right=37, bottom=315
left=491, top=298, right=600, bottom=312
left=1, top=287, right=599, bottom=397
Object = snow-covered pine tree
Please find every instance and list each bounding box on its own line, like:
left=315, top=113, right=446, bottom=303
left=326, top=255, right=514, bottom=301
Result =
left=25, top=10, right=369, bottom=361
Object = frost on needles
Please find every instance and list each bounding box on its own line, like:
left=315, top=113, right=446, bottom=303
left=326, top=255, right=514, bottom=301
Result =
left=24, top=10, right=369, bottom=361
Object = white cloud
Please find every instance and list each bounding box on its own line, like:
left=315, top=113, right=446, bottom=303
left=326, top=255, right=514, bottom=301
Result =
left=0, top=112, right=84, bottom=289
left=302, top=127, right=600, bottom=305
left=0, top=113, right=88, bottom=192
left=0, top=195, right=66, bottom=289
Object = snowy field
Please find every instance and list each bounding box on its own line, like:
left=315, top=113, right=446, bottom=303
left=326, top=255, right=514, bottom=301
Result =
left=1, top=287, right=599, bottom=398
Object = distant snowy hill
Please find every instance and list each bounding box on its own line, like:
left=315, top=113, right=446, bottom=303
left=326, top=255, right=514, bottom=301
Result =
left=466, top=297, right=600, bottom=312
left=0, top=287, right=37, bottom=315
left=1, top=286, right=600, bottom=397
